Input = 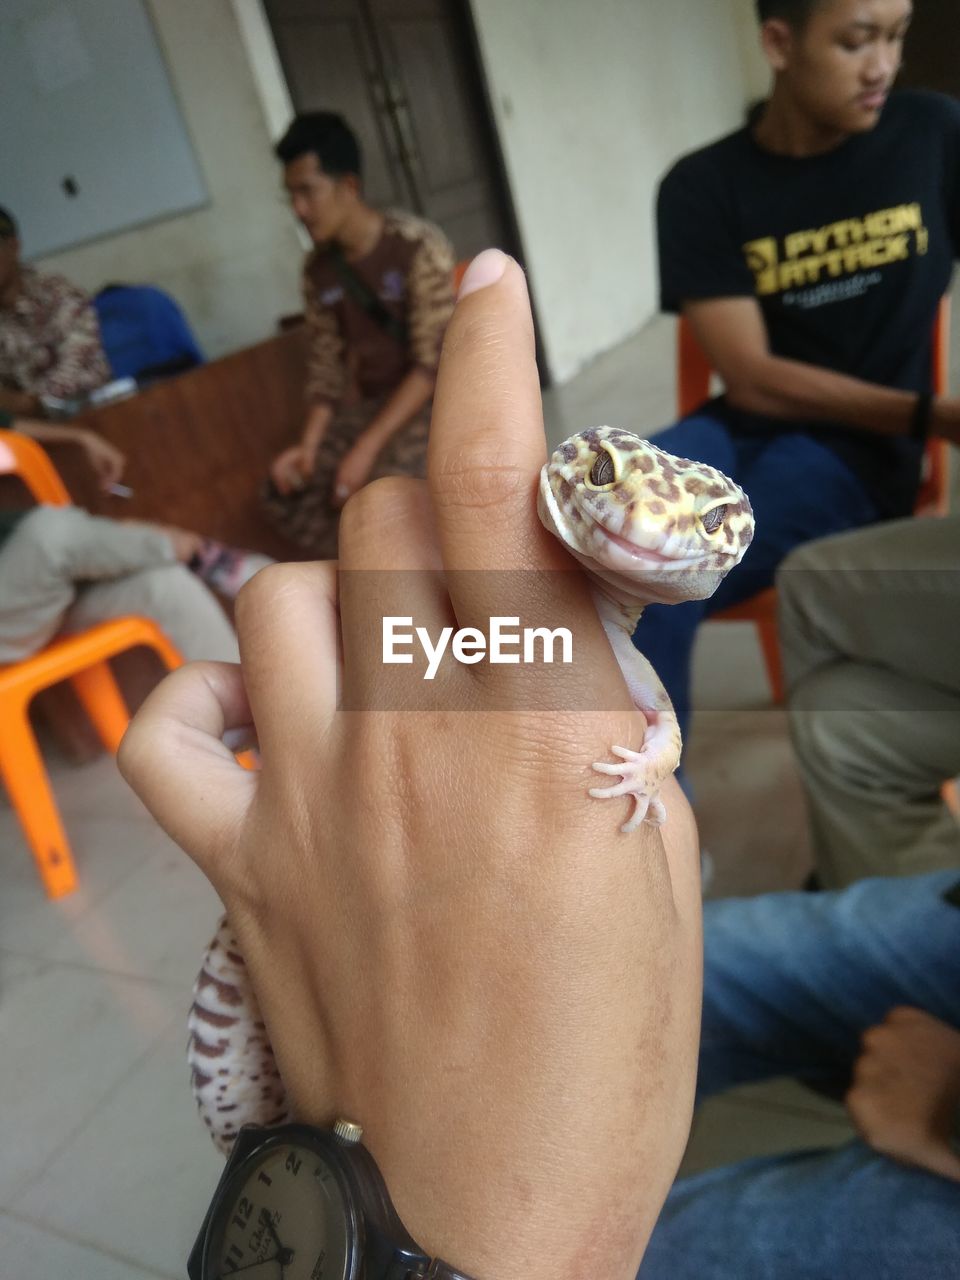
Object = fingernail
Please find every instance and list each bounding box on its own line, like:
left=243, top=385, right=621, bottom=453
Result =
left=457, top=248, right=508, bottom=299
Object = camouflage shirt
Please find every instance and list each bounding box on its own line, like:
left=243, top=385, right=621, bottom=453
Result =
left=0, top=266, right=110, bottom=400
left=303, top=209, right=455, bottom=405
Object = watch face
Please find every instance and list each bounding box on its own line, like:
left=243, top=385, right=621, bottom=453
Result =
left=202, top=1132, right=358, bottom=1280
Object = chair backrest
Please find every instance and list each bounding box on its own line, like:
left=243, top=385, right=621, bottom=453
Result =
left=93, top=283, right=204, bottom=381
left=917, top=297, right=950, bottom=515
left=453, top=259, right=470, bottom=293
left=676, top=296, right=951, bottom=516
left=0, top=429, right=72, bottom=506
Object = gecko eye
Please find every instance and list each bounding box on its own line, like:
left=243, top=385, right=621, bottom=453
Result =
left=589, top=451, right=616, bottom=487
left=701, top=505, right=728, bottom=534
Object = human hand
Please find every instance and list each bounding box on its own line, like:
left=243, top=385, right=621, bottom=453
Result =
left=331, top=432, right=381, bottom=507
left=79, top=428, right=126, bottom=488
left=118, top=250, right=702, bottom=1280
left=846, top=1005, right=960, bottom=1183
left=269, top=442, right=316, bottom=496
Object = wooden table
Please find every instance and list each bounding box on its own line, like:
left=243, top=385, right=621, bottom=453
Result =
left=52, top=326, right=312, bottom=561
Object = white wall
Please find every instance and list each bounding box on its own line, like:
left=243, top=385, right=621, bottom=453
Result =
left=470, top=0, right=768, bottom=383
left=734, top=0, right=773, bottom=104
left=31, top=0, right=304, bottom=360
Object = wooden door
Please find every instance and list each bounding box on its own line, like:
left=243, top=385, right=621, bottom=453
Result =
left=899, top=1, right=960, bottom=97
left=264, top=0, right=416, bottom=211
left=263, top=0, right=513, bottom=258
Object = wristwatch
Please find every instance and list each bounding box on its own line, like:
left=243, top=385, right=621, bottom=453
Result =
left=188, top=1119, right=478, bottom=1279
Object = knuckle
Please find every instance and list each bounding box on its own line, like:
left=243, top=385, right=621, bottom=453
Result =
left=339, top=476, right=418, bottom=540
left=116, top=714, right=152, bottom=784
left=234, top=561, right=303, bottom=626
left=431, top=441, right=531, bottom=513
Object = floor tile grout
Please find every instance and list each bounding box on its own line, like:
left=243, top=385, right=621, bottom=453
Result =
left=3, top=1011, right=183, bottom=1216
left=0, top=1207, right=180, bottom=1280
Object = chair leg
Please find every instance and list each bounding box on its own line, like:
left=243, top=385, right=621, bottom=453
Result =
left=757, top=617, right=786, bottom=706
left=71, top=660, right=130, bottom=755
left=0, top=697, right=79, bottom=898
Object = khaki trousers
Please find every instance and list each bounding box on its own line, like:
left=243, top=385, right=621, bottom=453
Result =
left=0, top=506, right=239, bottom=665
left=779, top=514, right=960, bottom=887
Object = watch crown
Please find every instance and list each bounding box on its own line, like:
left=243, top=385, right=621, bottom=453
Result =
left=333, top=1118, right=363, bottom=1145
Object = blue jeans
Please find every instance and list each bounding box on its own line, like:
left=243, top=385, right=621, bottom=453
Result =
left=632, top=414, right=880, bottom=742
left=639, top=872, right=960, bottom=1278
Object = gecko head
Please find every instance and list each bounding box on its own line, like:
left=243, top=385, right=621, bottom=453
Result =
left=538, top=426, right=755, bottom=604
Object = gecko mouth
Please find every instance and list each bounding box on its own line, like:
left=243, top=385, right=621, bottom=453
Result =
left=591, top=519, right=711, bottom=571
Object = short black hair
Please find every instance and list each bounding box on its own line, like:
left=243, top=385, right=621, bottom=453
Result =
left=0, top=206, right=17, bottom=239
left=274, top=113, right=362, bottom=179
left=756, top=0, right=820, bottom=24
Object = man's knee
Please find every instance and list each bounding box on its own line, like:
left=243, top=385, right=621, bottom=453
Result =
left=14, top=505, right=92, bottom=569
left=122, top=563, right=238, bottom=662
left=126, top=562, right=213, bottom=612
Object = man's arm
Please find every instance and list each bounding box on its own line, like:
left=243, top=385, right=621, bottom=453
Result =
left=362, top=365, right=436, bottom=449
left=269, top=270, right=345, bottom=495
left=8, top=416, right=125, bottom=488
left=332, top=227, right=455, bottom=505
left=685, top=296, right=960, bottom=442
left=331, top=366, right=436, bottom=506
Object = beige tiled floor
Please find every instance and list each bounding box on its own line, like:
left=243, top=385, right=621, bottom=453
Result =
left=2, top=301, right=956, bottom=1276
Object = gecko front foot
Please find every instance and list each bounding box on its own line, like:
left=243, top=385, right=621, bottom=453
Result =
left=590, top=745, right=669, bottom=832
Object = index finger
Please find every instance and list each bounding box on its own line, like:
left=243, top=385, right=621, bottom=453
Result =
left=428, top=251, right=561, bottom=573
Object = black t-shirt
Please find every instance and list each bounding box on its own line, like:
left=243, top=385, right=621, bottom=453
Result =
left=658, top=89, right=960, bottom=517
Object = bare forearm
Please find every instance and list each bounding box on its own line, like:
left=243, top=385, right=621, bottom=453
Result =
left=11, top=419, right=91, bottom=448
left=363, top=366, right=435, bottom=451
left=728, top=354, right=924, bottom=437
left=686, top=296, right=960, bottom=443
left=301, top=401, right=334, bottom=450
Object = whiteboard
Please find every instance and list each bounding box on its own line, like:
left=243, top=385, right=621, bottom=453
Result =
left=1, top=0, right=208, bottom=259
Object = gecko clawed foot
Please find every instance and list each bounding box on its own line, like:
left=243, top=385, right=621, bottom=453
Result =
left=590, top=745, right=669, bottom=833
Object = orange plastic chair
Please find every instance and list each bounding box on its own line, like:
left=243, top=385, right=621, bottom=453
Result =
left=0, top=429, right=183, bottom=898
left=453, top=258, right=470, bottom=292
left=678, top=298, right=952, bottom=703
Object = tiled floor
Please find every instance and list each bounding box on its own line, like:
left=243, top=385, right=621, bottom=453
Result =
left=2, top=302, right=956, bottom=1276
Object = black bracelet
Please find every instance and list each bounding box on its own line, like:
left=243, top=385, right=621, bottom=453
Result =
left=910, top=391, right=933, bottom=441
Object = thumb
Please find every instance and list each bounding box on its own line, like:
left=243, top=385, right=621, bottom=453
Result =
left=118, top=660, right=258, bottom=872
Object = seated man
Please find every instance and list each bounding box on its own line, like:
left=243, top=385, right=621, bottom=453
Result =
left=639, top=871, right=960, bottom=1278
left=263, top=112, right=456, bottom=557
left=0, top=207, right=110, bottom=416
left=641, top=511, right=960, bottom=1275
left=631, top=0, right=960, bottom=744
left=0, top=412, right=271, bottom=664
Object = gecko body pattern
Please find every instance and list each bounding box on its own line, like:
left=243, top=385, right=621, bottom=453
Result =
left=188, top=427, right=754, bottom=1151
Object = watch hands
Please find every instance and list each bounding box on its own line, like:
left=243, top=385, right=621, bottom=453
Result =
left=259, top=1208, right=295, bottom=1268
left=214, top=1212, right=295, bottom=1279
left=215, top=1256, right=281, bottom=1277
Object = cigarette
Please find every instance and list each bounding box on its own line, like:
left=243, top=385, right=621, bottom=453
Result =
left=107, top=482, right=134, bottom=498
